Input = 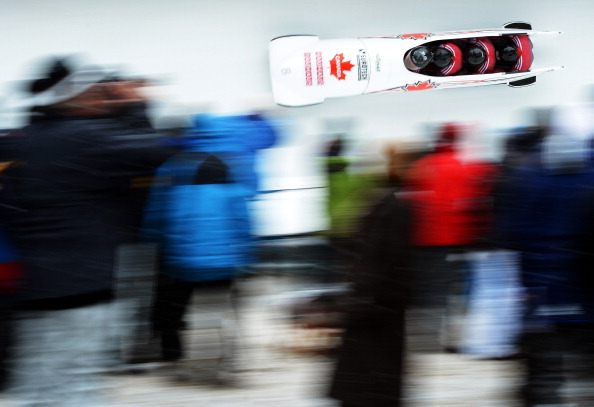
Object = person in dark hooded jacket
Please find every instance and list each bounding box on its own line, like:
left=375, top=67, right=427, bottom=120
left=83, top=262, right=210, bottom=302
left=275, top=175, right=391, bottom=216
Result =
left=328, top=141, right=421, bottom=407
left=328, top=191, right=412, bottom=407
left=494, top=104, right=594, bottom=406
left=0, top=56, right=175, bottom=406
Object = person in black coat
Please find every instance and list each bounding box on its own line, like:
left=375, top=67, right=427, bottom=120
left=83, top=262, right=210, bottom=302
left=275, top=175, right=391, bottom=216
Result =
left=0, top=56, right=176, bottom=406
left=328, top=185, right=412, bottom=407
left=494, top=121, right=594, bottom=406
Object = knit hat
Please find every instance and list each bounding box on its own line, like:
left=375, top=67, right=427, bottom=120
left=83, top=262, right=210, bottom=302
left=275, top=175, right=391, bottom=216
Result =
left=26, top=56, right=113, bottom=106
left=436, top=122, right=460, bottom=144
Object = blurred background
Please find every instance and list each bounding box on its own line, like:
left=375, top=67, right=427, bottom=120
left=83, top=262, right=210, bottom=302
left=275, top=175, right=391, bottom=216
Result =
left=3, top=2, right=594, bottom=406
left=0, top=0, right=585, bottom=236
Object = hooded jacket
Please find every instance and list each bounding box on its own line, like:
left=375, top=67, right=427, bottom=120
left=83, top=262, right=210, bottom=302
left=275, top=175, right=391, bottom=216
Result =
left=142, top=113, right=277, bottom=281
left=0, top=103, right=175, bottom=307
left=494, top=131, right=594, bottom=325
left=166, top=113, right=278, bottom=198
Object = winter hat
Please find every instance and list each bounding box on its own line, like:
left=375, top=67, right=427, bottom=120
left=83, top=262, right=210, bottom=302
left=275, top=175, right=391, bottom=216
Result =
left=436, top=122, right=460, bottom=144
left=26, top=56, right=113, bottom=106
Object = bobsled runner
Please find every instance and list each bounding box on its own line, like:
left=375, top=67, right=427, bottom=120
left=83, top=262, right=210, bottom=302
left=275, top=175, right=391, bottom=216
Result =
left=269, top=22, right=563, bottom=107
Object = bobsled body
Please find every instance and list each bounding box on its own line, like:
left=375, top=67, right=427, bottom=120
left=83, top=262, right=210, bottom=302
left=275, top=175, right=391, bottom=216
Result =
left=269, top=23, right=563, bottom=107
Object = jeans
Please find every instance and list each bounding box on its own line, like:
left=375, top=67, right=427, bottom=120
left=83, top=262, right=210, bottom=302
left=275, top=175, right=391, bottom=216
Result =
left=407, top=246, right=469, bottom=352
left=152, top=277, right=236, bottom=363
left=521, top=325, right=594, bottom=406
left=0, top=308, right=12, bottom=391
left=6, top=301, right=112, bottom=407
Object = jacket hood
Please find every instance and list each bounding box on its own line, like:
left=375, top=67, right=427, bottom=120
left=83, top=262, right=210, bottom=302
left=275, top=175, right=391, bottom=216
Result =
left=176, top=113, right=278, bottom=153
left=182, top=113, right=237, bottom=152
left=542, top=103, right=594, bottom=174
left=433, top=122, right=461, bottom=153
left=541, top=133, right=591, bottom=174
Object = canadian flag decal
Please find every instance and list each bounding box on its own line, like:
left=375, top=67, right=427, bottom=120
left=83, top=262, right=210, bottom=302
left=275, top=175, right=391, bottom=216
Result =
left=404, top=81, right=436, bottom=91
left=399, top=33, right=431, bottom=40
left=330, top=54, right=355, bottom=80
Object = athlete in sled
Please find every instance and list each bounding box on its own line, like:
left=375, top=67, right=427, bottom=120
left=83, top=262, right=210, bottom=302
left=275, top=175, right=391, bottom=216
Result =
left=269, top=22, right=562, bottom=107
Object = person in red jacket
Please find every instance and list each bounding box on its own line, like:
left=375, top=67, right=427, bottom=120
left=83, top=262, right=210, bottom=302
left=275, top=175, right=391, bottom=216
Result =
left=404, top=122, right=498, bottom=353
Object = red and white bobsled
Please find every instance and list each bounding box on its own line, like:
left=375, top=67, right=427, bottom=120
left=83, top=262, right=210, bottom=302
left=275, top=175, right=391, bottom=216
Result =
left=269, top=22, right=563, bottom=107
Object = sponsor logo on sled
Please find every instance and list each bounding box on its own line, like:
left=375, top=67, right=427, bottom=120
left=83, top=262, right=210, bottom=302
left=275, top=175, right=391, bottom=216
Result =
left=403, top=80, right=437, bottom=91
left=398, top=33, right=432, bottom=40
left=330, top=53, right=355, bottom=81
left=316, top=52, right=324, bottom=85
left=357, top=49, right=369, bottom=81
left=304, top=53, right=313, bottom=86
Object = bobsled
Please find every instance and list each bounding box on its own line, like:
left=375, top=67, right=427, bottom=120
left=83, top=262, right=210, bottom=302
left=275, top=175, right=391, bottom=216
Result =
left=269, top=22, right=563, bottom=107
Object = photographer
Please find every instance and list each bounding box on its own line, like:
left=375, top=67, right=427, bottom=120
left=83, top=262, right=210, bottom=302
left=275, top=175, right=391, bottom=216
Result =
left=0, top=56, right=176, bottom=407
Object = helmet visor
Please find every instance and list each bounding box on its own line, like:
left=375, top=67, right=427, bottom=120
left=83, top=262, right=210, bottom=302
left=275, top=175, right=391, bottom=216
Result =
left=465, top=46, right=486, bottom=66
left=409, top=46, right=433, bottom=69
left=433, top=47, right=453, bottom=68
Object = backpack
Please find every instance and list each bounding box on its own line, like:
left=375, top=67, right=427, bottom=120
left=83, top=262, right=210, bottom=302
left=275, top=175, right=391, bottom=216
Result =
left=143, top=152, right=253, bottom=282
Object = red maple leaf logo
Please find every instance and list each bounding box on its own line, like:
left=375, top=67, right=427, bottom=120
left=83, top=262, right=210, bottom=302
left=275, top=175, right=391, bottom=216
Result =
left=404, top=81, right=436, bottom=91
left=329, top=54, right=355, bottom=80
left=399, top=33, right=431, bottom=40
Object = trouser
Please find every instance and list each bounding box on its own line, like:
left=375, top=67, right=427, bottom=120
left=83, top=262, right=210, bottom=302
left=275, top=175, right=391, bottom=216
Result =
left=107, top=243, right=159, bottom=364
left=461, top=250, right=523, bottom=358
left=6, top=301, right=112, bottom=407
left=0, top=307, right=12, bottom=391
left=152, top=277, right=236, bottom=362
left=521, top=324, right=594, bottom=406
left=324, top=237, right=358, bottom=284
left=407, top=246, right=469, bottom=352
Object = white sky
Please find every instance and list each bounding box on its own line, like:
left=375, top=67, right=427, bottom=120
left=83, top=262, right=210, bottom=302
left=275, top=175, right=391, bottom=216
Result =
left=0, top=0, right=589, bottom=234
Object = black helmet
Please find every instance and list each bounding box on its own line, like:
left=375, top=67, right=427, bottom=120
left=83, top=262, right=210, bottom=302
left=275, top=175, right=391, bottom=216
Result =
left=499, top=45, right=519, bottom=63
left=408, top=46, right=433, bottom=69
left=464, top=45, right=486, bottom=66
left=433, top=47, right=453, bottom=68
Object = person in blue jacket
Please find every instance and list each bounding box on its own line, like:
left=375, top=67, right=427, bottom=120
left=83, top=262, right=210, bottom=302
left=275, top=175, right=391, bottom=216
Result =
left=144, top=113, right=277, bottom=373
left=164, top=112, right=278, bottom=199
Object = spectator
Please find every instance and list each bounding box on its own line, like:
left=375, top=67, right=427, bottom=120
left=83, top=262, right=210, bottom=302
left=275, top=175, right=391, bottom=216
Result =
left=404, top=122, right=498, bottom=352
left=495, top=105, right=594, bottom=406
left=328, top=142, right=415, bottom=407
left=0, top=225, right=21, bottom=391
left=145, top=113, right=273, bottom=383
left=0, top=56, right=175, bottom=406
left=323, top=136, right=397, bottom=283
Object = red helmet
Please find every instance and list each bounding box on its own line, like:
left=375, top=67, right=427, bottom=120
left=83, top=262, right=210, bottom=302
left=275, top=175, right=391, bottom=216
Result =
left=509, top=34, right=534, bottom=72
left=496, top=35, right=533, bottom=72
left=466, top=38, right=496, bottom=74
left=434, top=42, right=462, bottom=76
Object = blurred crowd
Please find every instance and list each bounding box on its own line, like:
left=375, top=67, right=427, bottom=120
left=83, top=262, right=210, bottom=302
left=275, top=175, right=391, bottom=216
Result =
left=1, top=55, right=594, bottom=407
